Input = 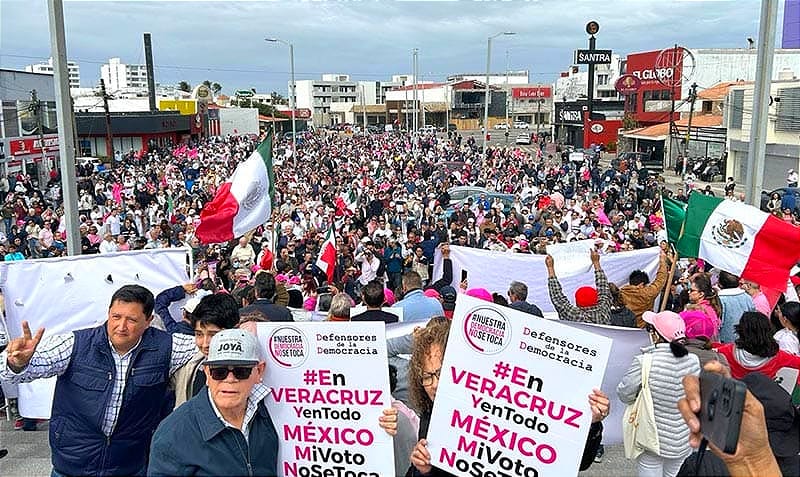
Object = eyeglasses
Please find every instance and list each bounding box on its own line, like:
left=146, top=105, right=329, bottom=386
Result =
left=208, top=366, right=255, bottom=381
left=421, top=368, right=441, bottom=387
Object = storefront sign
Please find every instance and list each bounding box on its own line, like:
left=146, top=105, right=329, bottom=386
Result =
left=574, top=49, right=612, bottom=64
left=9, top=135, right=59, bottom=156
left=557, top=109, right=582, bottom=123
left=513, top=87, right=552, bottom=99
left=256, top=322, right=394, bottom=477
left=614, top=74, right=642, bottom=94
left=625, top=50, right=682, bottom=88
left=426, top=295, right=612, bottom=477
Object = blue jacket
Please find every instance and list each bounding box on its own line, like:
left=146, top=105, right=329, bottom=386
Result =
left=718, top=288, right=756, bottom=343
left=154, top=285, right=194, bottom=335
left=393, top=289, right=444, bottom=322
left=51, top=324, right=172, bottom=476
left=148, top=389, right=278, bottom=477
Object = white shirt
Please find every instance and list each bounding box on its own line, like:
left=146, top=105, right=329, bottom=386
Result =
left=774, top=328, right=799, bottom=356
left=0, top=331, right=196, bottom=435
left=207, top=382, right=270, bottom=443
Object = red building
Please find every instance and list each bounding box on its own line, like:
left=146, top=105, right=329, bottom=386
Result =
left=624, top=49, right=683, bottom=126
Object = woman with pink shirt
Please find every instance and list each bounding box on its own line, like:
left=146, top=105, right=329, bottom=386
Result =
left=686, top=274, right=722, bottom=338
left=742, top=280, right=772, bottom=316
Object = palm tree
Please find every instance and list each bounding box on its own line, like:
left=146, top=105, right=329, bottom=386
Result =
left=178, top=81, right=191, bottom=92
left=211, top=82, right=222, bottom=94
left=202, top=80, right=212, bottom=89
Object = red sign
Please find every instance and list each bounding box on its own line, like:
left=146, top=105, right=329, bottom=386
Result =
left=512, top=86, right=552, bottom=99
left=625, top=50, right=682, bottom=89
left=9, top=135, right=59, bottom=156
left=615, top=74, right=642, bottom=94
left=287, top=108, right=312, bottom=119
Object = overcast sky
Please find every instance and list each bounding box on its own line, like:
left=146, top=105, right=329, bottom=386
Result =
left=0, top=0, right=788, bottom=95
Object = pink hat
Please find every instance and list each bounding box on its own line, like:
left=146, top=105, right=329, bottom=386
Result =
left=466, top=287, right=492, bottom=302
left=642, top=311, right=686, bottom=341
left=303, top=296, right=317, bottom=311
left=275, top=274, right=288, bottom=283
left=423, top=288, right=441, bottom=299
left=383, top=288, right=396, bottom=306
left=680, top=310, right=716, bottom=339
left=288, top=276, right=301, bottom=286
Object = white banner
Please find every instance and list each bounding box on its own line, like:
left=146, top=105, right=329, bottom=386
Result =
left=433, top=245, right=660, bottom=313
left=427, top=295, right=612, bottom=477
left=0, top=249, right=190, bottom=418
left=545, top=239, right=595, bottom=277
left=256, top=322, right=394, bottom=477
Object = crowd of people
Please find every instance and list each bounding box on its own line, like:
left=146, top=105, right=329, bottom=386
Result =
left=0, top=128, right=799, bottom=477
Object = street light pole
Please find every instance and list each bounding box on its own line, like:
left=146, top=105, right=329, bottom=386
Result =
left=265, top=37, right=296, bottom=153
left=483, top=31, right=515, bottom=156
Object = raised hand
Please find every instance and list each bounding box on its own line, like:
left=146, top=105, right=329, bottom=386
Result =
left=6, top=321, right=45, bottom=373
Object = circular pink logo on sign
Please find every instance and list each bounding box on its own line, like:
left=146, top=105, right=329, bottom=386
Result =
left=267, top=326, right=308, bottom=368
left=462, top=307, right=511, bottom=354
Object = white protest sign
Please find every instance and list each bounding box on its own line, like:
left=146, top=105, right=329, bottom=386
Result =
left=256, top=322, right=394, bottom=477
left=426, top=295, right=612, bottom=477
left=0, top=248, right=190, bottom=418
left=545, top=239, right=595, bottom=277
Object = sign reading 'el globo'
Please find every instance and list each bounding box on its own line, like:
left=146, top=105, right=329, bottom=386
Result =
left=574, top=49, right=613, bottom=64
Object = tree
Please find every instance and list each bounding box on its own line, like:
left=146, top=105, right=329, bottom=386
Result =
left=211, top=82, right=222, bottom=94
left=178, top=81, right=191, bottom=92
left=271, top=91, right=287, bottom=105
left=202, top=80, right=212, bottom=89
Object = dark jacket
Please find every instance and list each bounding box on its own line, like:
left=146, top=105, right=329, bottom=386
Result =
left=509, top=300, right=544, bottom=318
left=51, top=325, right=172, bottom=477
left=154, top=285, right=194, bottom=335
left=148, top=389, right=279, bottom=477
left=239, top=298, right=294, bottom=323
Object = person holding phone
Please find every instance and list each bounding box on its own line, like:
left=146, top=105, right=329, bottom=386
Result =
left=617, top=311, right=701, bottom=477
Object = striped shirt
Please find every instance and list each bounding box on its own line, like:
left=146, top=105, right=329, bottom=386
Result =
left=0, top=331, right=196, bottom=435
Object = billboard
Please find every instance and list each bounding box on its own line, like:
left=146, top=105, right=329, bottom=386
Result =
left=512, top=86, right=552, bottom=99
left=625, top=49, right=682, bottom=124
left=158, top=99, right=198, bottom=116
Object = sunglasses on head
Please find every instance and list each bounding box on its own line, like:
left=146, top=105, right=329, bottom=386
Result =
left=208, top=366, right=255, bottom=381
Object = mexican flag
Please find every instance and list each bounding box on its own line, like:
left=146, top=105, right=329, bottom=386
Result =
left=315, top=226, right=337, bottom=283
left=196, top=135, right=275, bottom=244
left=676, top=193, right=800, bottom=291
left=662, top=196, right=687, bottom=244
left=335, top=189, right=357, bottom=217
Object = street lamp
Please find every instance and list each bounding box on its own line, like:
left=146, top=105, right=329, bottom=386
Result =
left=265, top=37, right=296, bottom=154
left=483, top=31, right=515, bottom=156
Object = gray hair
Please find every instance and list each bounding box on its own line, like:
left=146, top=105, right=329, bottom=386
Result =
left=328, top=293, right=352, bottom=320
left=508, top=281, right=528, bottom=301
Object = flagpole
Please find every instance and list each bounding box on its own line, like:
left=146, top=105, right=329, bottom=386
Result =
left=659, top=246, right=679, bottom=312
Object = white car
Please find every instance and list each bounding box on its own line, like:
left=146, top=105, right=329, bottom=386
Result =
left=515, top=133, right=532, bottom=145
left=513, top=121, right=530, bottom=129
left=493, top=123, right=509, bottom=130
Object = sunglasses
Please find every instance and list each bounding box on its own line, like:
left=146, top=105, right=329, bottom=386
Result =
left=208, top=366, right=255, bottom=381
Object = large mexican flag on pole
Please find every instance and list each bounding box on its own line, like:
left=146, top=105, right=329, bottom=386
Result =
left=676, top=193, right=800, bottom=291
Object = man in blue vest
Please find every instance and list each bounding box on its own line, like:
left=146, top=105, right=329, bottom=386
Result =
left=0, top=284, right=197, bottom=477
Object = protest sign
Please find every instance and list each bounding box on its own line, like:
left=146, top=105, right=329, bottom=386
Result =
left=426, top=295, right=612, bottom=476
left=256, top=322, right=394, bottom=477
left=545, top=239, right=595, bottom=277
left=0, top=248, right=190, bottom=418
left=433, top=245, right=659, bottom=313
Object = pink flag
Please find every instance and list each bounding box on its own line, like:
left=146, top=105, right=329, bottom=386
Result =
left=595, top=207, right=612, bottom=226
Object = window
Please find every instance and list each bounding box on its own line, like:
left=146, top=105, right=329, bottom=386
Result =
left=2, top=101, right=19, bottom=137
left=776, top=87, right=800, bottom=132
left=730, top=90, right=744, bottom=129
left=597, top=74, right=609, bottom=86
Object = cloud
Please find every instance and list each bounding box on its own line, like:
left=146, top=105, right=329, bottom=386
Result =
left=0, top=0, right=771, bottom=94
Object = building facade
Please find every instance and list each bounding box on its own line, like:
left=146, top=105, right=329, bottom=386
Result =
left=784, top=0, right=800, bottom=49
left=24, top=57, right=80, bottom=88
left=294, top=74, right=359, bottom=126
left=100, top=57, right=149, bottom=93
left=447, top=71, right=529, bottom=86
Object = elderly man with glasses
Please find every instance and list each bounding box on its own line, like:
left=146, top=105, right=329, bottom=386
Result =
left=148, top=328, right=279, bottom=476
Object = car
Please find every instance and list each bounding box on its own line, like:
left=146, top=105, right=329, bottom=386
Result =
left=447, top=185, right=488, bottom=205
left=513, top=121, right=530, bottom=129
left=618, top=151, right=663, bottom=172
left=493, top=123, right=509, bottom=130
left=419, top=125, right=437, bottom=134
left=444, top=192, right=516, bottom=219
left=515, top=133, right=532, bottom=145
left=76, top=156, right=103, bottom=174
left=760, top=187, right=800, bottom=215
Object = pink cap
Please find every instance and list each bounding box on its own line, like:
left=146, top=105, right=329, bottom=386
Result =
left=275, top=274, right=288, bottom=283
left=383, top=288, right=396, bottom=306
left=466, top=287, right=493, bottom=302
left=288, top=276, right=301, bottom=286
left=423, top=288, right=441, bottom=299
left=642, top=311, right=686, bottom=341
left=303, top=296, right=317, bottom=311
left=680, top=310, right=716, bottom=339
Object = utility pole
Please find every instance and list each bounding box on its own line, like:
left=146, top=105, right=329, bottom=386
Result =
left=412, top=48, right=419, bottom=133
left=99, top=78, right=114, bottom=163
left=745, top=0, right=779, bottom=206
left=682, top=83, right=698, bottom=170
left=26, top=89, right=43, bottom=177
left=47, top=0, right=80, bottom=256
left=360, top=83, right=367, bottom=130
left=421, top=73, right=426, bottom=127
left=536, top=97, right=543, bottom=137
left=505, top=50, right=510, bottom=129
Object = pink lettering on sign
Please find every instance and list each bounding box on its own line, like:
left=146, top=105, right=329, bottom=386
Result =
left=283, top=423, right=375, bottom=446
left=271, top=387, right=384, bottom=406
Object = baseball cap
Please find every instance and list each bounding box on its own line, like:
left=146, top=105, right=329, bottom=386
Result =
left=440, top=286, right=457, bottom=303
left=680, top=310, right=716, bottom=339
left=642, top=311, right=686, bottom=342
left=182, top=290, right=212, bottom=314
left=205, top=329, right=260, bottom=367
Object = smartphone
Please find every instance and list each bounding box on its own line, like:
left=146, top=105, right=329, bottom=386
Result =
left=698, top=371, right=747, bottom=454
left=461, top=269, right=468, bottom=283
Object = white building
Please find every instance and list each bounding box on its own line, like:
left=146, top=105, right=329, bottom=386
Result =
left=100, top=57, right=149, bottom=94
left=725, top=74, right=800, bottom=190
left=447, top=71, right=529, bottom=86
left=554, top=55, right=624, bottom=102
left=294, top=74, right=359, bottom=126
left=24, top=57, right=80, bottom=88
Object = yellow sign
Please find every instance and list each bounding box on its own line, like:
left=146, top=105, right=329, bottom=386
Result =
left=158, top=99, right=198, bottom=115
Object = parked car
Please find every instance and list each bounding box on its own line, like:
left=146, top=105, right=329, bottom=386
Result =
left=419, top=125, right=437, bottom=134
left=445, top=192, right=515, bottom=219
left=76, top=156, right=104, bottom=174
left=515, top=133, right=532, bottom=145
left=494, top=123, right=510, bottom=130
left=760, top=187, right=800, bottom=215
left=447, top=185, right=488, bottom=205
left=618, top=151, right=663, bottom=172
left=513, top=121, right=530, bottom=129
